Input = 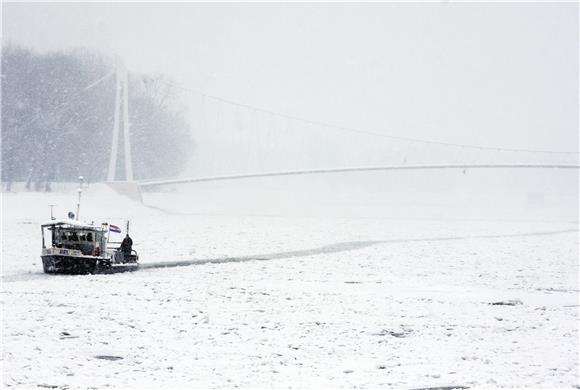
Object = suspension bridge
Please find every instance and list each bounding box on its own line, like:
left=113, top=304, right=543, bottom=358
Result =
left=103, top=66, right=579, bottom=193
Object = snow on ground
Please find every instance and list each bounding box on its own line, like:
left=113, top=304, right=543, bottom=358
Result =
left=2, top=179, right=579, bottom=389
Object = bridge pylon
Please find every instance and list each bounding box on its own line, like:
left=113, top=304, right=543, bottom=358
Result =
left=107, top=63, right=134, bottom=182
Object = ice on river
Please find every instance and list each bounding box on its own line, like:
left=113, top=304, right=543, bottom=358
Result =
left=2, top=181, right=578, bottom=389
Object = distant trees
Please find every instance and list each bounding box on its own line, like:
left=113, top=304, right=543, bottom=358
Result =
left=1, top=45, right=193, bottom=190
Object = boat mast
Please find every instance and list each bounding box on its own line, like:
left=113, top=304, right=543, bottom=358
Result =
left=76, top=176, right=84, bottom=221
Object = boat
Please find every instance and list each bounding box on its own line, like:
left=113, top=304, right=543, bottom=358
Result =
left=40, top=220, right=139, bottom=274
left=39, top=176, right=139, bottom=274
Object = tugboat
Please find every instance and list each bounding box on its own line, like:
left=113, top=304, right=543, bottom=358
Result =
left=40, top=177, right=139, bottom=274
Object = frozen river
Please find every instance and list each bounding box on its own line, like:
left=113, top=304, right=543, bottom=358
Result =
left=2, top=183, right=578, bottom=388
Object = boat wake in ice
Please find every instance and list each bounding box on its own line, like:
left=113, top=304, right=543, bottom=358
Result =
left=140, top=228, right=578, bottom=270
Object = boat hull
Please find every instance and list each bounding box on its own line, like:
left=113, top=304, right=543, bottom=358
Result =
left=42, top=255, right=97, bottom=274
left=41, top=255, right=138, bottom=274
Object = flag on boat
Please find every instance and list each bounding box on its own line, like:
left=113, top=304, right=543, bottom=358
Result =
left=109, top=224, right=122, bottom=233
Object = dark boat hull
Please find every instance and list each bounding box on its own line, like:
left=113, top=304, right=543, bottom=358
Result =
left=41, top=255, right=138, bottom=275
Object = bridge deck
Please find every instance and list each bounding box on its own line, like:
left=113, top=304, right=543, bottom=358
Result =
left=138, top=163, right=580, bottom=187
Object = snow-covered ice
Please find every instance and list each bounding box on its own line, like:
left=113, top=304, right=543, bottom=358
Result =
left=2, top=180, right=578, bottom=388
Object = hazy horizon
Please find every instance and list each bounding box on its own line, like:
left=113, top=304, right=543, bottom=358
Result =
left=4, top=2, right=578, bottom=155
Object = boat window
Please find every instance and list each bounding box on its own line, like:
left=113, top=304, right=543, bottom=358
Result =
left=46, top=227, right=101, bottom=250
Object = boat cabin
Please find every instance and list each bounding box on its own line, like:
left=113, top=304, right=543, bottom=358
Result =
left=41, top=220, right=108, bottom=257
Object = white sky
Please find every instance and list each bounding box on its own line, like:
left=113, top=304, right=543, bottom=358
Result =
left=3, top=2, right=578, bottom=152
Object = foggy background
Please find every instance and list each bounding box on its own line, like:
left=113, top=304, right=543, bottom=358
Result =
left=2, top=2, right=578, bottom=221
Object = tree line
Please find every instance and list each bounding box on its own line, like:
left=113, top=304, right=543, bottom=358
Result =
left=1, top=45, right=193, bottom=190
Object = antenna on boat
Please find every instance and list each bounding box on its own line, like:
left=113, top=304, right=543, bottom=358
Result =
left=76, top=176, right=84, bottom=221
left=48, top=204, right=56, bottom=220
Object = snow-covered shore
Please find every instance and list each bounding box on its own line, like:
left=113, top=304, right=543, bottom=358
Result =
left=2, top=181, right=578, bottom=388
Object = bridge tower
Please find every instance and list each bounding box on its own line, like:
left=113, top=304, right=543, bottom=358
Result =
left=107, top=63, right=134, bottom=182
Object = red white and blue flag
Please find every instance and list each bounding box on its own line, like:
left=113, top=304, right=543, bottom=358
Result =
left=109, top=224, right=122, bottom=233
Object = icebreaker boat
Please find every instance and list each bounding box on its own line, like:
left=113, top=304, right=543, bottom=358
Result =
left=40, top=219, right=139, bottom=274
